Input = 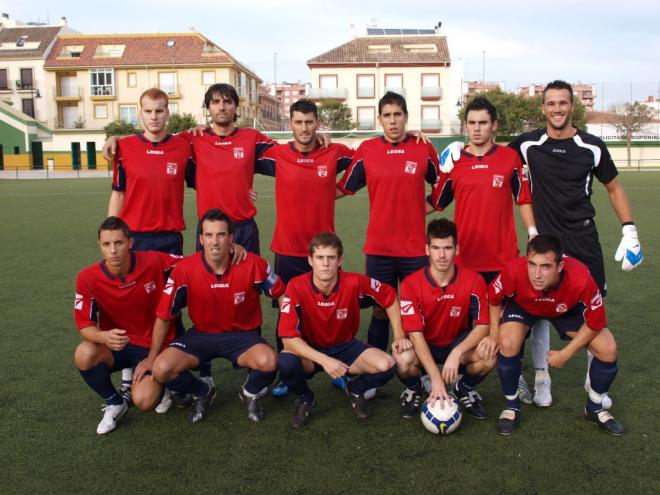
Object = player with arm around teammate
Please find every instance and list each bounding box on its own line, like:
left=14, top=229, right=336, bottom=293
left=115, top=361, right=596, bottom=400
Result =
left=276, top=232, right=411, bottom=427
left=139, top=209, right=285, bottom=424
left=489, top=234, right=622, bottom=436
left=395, top=218, right=496, bottom=421
left=73, top=217, right=180, bottom=434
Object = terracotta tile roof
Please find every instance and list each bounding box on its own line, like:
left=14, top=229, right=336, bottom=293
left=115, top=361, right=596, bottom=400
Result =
left=0, top=26, right=63, bottom=58
left=307, top=35, right=450, bottom=66
left=44, top=33, right=239, bottom=69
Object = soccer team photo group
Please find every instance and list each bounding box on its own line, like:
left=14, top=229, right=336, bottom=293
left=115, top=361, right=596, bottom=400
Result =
left=73, top=80, right=644, bottom=443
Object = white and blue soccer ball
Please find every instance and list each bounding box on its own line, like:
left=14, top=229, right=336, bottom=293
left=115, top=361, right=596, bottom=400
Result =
left=420, top=397, right=462, bottom=435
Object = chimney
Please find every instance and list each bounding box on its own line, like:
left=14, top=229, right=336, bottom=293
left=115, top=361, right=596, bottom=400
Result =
left=60, top=16, right=67, bottom=26
left=648, top=95, right=655, bottom=103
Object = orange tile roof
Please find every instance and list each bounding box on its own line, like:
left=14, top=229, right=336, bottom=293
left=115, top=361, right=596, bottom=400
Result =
left=307, top=35, right=450, bottom=66
left=44, top=33, right=239, bottom=69
left=0, top=26, right=63, bottom=58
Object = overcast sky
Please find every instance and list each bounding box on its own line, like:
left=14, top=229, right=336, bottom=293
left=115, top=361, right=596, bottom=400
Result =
left=7, top=0, right=659, bottom=106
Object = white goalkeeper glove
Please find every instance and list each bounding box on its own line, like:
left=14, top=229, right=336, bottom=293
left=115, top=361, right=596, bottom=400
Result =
left=439, top=141, right=464, bottom=173
left=614, top=224, right=643, bottom=271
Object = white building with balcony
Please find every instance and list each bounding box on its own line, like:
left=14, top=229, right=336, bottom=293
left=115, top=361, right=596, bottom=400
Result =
left=307, top=28, right=453, bottom=133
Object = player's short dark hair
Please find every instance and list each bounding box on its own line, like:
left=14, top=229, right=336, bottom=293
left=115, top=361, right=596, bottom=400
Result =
left=543, top=80, right=574, bottom=103
left=309, top=232, right=343, bottom=258
left=527, top=234, right=563, bottom=263
left=204, top=83, right=240, bottom=122
left=98, top=216, right=131, bottom=240
left=290, top=98, right=318, bottom=119
left=427, top=218, right=457, bottom=246
left=200, top=208, right=233, bottom=234
left=378, top=91, right=408, bottom=116
left=465, top=96, right=497, bottom=122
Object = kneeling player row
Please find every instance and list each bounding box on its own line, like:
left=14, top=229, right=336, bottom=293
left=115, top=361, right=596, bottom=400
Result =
left=74, top=212, right=623, bottom=436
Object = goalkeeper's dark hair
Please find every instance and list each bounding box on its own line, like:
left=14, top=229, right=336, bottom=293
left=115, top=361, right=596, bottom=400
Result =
left=465, top=96, right=497, bottom=123
left=543, top=80, right=574, bottom=103
left=98, top=216, right=131, bottom=240
left=527, top=234, right=563, bottom=263
left=427, top=218, right=457, bottom=246
left=200, top=208, right=233, bottom=234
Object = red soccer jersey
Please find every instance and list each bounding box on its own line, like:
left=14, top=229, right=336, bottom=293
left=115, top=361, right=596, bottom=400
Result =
left=156, top=251, right=284, bottom=333
left=278, top=271, right=396, bottom=348
left=431, top=144, right=532, bottom=272
left=400, top=266, right=489, bottom=346
left=488, top=256, right=607, bottom=331
left=74, top=251, right=180, bottom=348
left=181, top=128, right=275, bottom=221
left=337, top=136, right=439, bottom=257
left=257, top=142, right=353, bottom=256
left=112, top=133, right=192, bottom=233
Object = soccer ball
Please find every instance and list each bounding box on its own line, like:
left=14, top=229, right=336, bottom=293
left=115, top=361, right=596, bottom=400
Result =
left=420, top=397, right=462, bottom=435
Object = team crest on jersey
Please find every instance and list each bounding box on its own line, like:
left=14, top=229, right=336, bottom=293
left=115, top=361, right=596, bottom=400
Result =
left=233, top=291, right=246, bottom=305
left=400, top=300, right=415, bottom=316
left=233, top=147, right=244, bottom=159
left=166, top=162, right=178, bottom=175
left=404, top=161, right=417, bottom=174
left=370, top=278, right=381, bottom=292
left=317, top=165, right=328, bottom=177
left=449, top=306, right=462, bottom=318
left=336, top=308, right=348, bottom=320
left=74, top=292, right=83, bottom=310
left=492, top=175, right=504, bottom=188
left=555, top=303, right=568, bottom=314
left=281, top=297, right=291, bottom=314
left=144, top=281, right=156, bottom=294
left=590, top=292, right=603, bottom=310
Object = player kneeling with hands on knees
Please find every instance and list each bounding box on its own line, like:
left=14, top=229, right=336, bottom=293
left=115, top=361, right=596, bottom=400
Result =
left=395, top=219, right=496, bottom=422
left=490, top=234, right=623, bottom=436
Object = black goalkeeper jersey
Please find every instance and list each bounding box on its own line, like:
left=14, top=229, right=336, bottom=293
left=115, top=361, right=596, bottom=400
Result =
left=509, top=128, right=618, bottom=238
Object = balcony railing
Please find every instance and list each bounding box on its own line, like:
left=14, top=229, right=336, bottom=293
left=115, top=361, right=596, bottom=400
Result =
left=309, top=87, right=348, bottom=100
left=384, top=86, right=406, bottom=97
left=421, top=118, right=442, bottom=131
left=54, top=86, right=82, bottom=98
left=357, top=87, right=375, bottom=98
left=357, top=120, right=376, bottom=130
left=421, top=87, right=442, bottom=98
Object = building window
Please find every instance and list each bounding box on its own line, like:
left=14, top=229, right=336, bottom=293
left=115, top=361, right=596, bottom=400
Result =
left=421, top=73, right=442, bottom=99
left=384, top=74, right=403, bottom=90
left=94, top=104, right=108, bottom=119
left=239, top=73, right=247, bottom=97
left=319, top=75, right=337, bottom=89
left=0, top=69, right=7, bottom=90
left=94, top=45, right=126, bottom=57
left=159, top=72, right=177, bottom=95
left=168, top=102, right=178, bottom=114
left=202, top=71, right=215, bottom=85
left=251, top=79, right=257, bottom=101
left=20, top=68, right=33, bottom=89
left=356, top=75, right=375, bottom=99
left=127, top=72, right=137, bottom=88
left=119, top=105, right=138, bottom=125
left=421, top=105, right=440, bottom=131
left=357, top=107, right=375, bottom=130
left=22, top=98, right=35, bottom=118
left=59, top=45, right=84, bottom=58
left=89, top=68, right=114, bottom=96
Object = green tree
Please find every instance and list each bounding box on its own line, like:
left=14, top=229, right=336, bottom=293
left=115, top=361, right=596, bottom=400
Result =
left=458, top=89, right=587, bottom=137
left=318, top=98, right=355, bottom=131
left=103, top=120, right=138, bottom=138
left=608, top=102, right=654, bottom=167
left=166, top=113, right=198, bottom=134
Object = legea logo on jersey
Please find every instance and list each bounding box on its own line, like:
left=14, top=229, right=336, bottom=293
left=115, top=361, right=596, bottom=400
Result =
left=144, top=281, right=156, bottom=294
left=146, top=149, right=164, bottom=155
left=166, top=162, right=177, bottom=175
left=555, top=303, right=568, bottom=313
left=233, top=147, right=244, bottom=159
left=449, top=306, right=462, bottom=318
left=370, top=278, right=381, bottom=292
left=336, top=308, right=348, bottom=320
left=234, top=291, right=246, bottom=305
left=317, top=165, right=328, bottom=177
left=404, top=161, right=417, bottom=174
left=74, top=292, right=83, bottom=310
left=492, top=175, right=504, bottom=188
left=281, top=296, right=291, bottom=314
left=400, top=300, right=415, bottom=315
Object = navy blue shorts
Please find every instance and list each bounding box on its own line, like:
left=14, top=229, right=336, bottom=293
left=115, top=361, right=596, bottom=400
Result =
left=308, top=339, right=370, bottom=376
left=426, top=331, right=470, bottom=364
left=561, top=231, right=607, bottom=296
left=169, top=328, right=269, bottom=367
left=132, top=231, right=183, bottom=255
left=272, top=254, right=310, bottom=308
left=110, top=343, right=149, bottom=372
left=365, top=255, right=427, bottom=291
left=196, top=218, right=260, bottom=254
left=500, top=299, right=586, bottom=341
